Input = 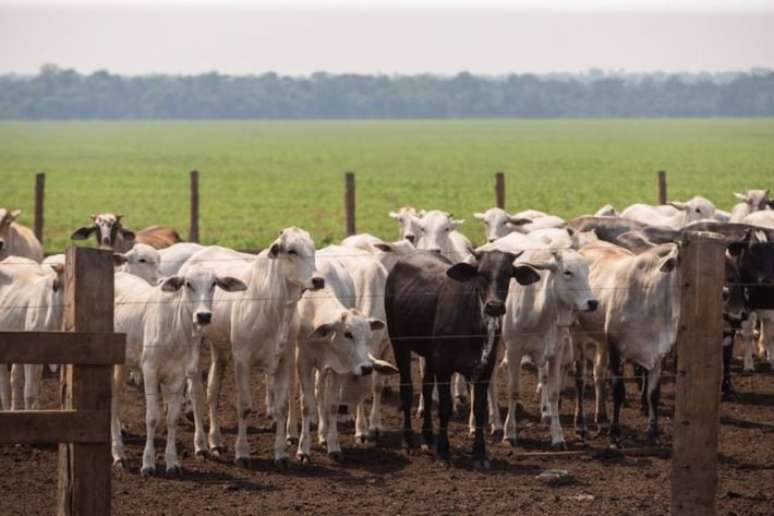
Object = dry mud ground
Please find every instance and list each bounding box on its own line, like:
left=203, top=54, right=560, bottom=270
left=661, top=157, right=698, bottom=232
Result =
left=2, top=343, right=773, bottom=516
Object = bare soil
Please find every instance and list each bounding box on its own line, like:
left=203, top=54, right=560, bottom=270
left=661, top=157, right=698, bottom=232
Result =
left=2, top=343, right=773, bottom=516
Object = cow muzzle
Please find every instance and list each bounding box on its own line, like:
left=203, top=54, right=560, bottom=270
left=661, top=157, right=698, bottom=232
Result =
left=356, top=363, right=373, bottom=376
left=195, top=312, right=212, bottom=326
left=101, top=237, right=112, bottom=247
left=404, top=234, right=415, bottom=244
left=311, top=277, right=325, bottom=290
left=586, top=299, right=599, bottom=312
left=484, top=301, right=506, bottom=317
left=0, top=239, right=4, bottom=252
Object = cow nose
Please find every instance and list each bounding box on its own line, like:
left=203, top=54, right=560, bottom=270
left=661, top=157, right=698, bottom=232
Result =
left=587, top=300, right=599, bottom=312
left=360, top=365, right=373, bottom=376
left=311, top=277, right=325, bottom=290
left=0, top=240, right=4, bottom=251
left=196, top=312, right=212, bottom=325
left=405, top=235, right=415, bottom=243
left=484, top=301, right=506, bottom=316
left=488, top=238, right=496, bottom=243
left=429, top=248, right=442, bottom=254
left=102, top=237, right=111, bottom=246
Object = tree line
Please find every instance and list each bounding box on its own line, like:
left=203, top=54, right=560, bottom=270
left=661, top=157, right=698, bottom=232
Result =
left=1, top=64, right=773, bottom=119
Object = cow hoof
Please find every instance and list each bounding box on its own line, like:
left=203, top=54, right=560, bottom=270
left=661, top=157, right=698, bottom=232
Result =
left=328, top=451, right=343, bottom=462
left=210, top=446, right=227, bottom=457
left=503, top=437, right=517, bottom=447
left=195, top=450, right=208, bottom=461
left=275, top=457, right=290, bottom=470
left=165, top=465, right=182, bottom=476
left=297, top=453, right=311, bottom=465
left=140, top=466, right=155, bottom=477
left=356, top=434, right=367, bottom=445
left=286, top=436, right=298, bottom=446
left=472, top=459, right=491, bottom=471
left=234, top=457, right=250, bottom=468
left=551, top=441, right=567, bottom=451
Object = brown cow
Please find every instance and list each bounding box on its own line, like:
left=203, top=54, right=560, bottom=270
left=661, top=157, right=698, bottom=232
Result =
left=0, top=209, right=44, bottom=262
left=71, top=213, right=182, bottom=252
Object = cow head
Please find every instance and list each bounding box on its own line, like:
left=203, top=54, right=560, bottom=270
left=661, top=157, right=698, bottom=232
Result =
left=71, top=213, right=136, bottom=249
left=389, top=207, right=421, bottom=244
left=113, top=243, right=161, bottom=285
left=267, top=227, right=324, bottom=292
left=524, top=249, right=598, bottom=316
left=308, top=309, right=393, bottom=376
left=417, top=210, right=464, bottom=256
left=723, top=255, right=747, bottom=325
left=446, top=250, right=541, bottom=318
left=161, top=266, right=247, bottom=329
left=728, top=230, right=774, bottom=310
left=0, top=208, right=21, bottom=230
left=668, top=196, right=716, bottom=223
left=25, top=263, right=66, bottom=334
left=473, top=208, right=531, bottom=243
left=734, top=190, right=771, bottom=212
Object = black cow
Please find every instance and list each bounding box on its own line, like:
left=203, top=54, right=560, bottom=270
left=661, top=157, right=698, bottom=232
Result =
left=385, top=250, right=540, bottom=468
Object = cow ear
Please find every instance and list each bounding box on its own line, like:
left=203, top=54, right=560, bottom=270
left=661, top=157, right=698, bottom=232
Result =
left=473, top=212, right=486, bottom=220
left=9, top=209, right=22, bottom=220
left=446, top=263, right=478, bottom=282
left=452, top=218, right=465, bottom=227
left=308, top=323, right=334, bottom=339
left=268, top=243, right=282, bottom=258
left=71, top=226, right=96, bottom=240
left=373, top=243, right=394, bottom=253
left=369, top=354, right=399, bottom=375
left=49, top=263, right=65, bottom=275
left=90, top=213, right=98, bottom=221
left=216, top=276, right=248, bottom=292
left=115, top=214, right=123, bottom=221
left=161, top=276, right=185, bottom=292
left=507, top=217, right=532, bottom=226
left=659, top=256, right=677, bottom=273
left=369, top=319, right=386, bottom=331
left=113, top=253, right=128, bottom=266
left=119, top=228, right=135, bottom=240
left=388, top=211, right=400, bottom=220
left=418, top=209, right=427, bottom=217
left=667, top=201, right=688, bottom=212
left=513, top=265, right=541, bottom=285
left=733, top=192, right=747, bottom=201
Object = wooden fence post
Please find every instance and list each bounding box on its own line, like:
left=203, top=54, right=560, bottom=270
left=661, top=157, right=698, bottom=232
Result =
left=34, top=172, right=45, bottom=244
left=671, top=231, right=726, bottom=516
left=658, top=170, right=667, bottom=205
left=57, top=247, right=114, bottom=516
left=495, top=172, right=505, bottom=209
left=189, top=170, right=199, bottom=243
left=345, top=172, right=355, bottom=236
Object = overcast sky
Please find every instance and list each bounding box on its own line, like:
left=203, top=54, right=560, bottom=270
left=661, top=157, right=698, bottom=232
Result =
left=1, top=0, right=773, bottom=76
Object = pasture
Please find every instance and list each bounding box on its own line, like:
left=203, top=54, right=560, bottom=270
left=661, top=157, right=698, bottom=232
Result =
left=2, top=119, right=774, bottom=252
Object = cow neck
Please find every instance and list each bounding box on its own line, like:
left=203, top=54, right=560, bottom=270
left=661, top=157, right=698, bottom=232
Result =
left=144, top=287, right=195, bottom=354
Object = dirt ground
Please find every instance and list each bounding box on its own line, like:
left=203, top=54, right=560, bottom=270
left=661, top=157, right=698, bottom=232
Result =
left=2, top=343, right=773, bottom=516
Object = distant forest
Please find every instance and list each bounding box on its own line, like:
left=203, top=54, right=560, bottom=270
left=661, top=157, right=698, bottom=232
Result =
left=2, top=64, right=773, bottom=119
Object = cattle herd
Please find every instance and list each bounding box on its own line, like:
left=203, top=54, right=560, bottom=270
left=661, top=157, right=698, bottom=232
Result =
left=1, top=189, right=774, bottom=475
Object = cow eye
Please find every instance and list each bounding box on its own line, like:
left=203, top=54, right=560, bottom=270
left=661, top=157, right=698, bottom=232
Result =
left=288, top=249, right=297, bottom=256
left=563, top=271, right=573, bottom=277
left=138, top=258, right=147, bottom=263
left=695, top=208, right=701, bottom=213
left=344, top=331, right=353, bottom=339
left=185, top=281, right=192, bottom=289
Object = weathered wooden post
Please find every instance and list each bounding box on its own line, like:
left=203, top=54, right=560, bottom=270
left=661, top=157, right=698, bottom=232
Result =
left=34, top=172, right=45, bottom=244
left=345, top=172, right=355, bottom=236
left=57, top=247, right=115, bottom=516
left=189, top=170, right=200, bottom=243
left=495, top=172, right=505, bottom=209
left=658, top=170, right=667, bottom=205
left=671, top=231, right=726, bottom=516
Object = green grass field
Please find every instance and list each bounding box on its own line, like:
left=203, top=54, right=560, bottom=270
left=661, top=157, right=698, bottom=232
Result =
left=2, top=119, right=773, bottom=253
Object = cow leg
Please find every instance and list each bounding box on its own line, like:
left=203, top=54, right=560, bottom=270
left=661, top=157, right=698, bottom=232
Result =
left=324, top=373, right=342, bottom=460
left=187, top=370, right=208, bottom=458
left=436, top=371, right=452, bottom=466
left=634, top=363, right=649, bottom=416
left=206, top=343, right=228, bottom=455
left=111, top=365, right=127, bottom=467
left=420, top=356, right=435, bottom=450
left=546, top=354, right=566, bottom=449
left=488, top=368, right=502, bottom=436
left=355, top=401, right=369, bottom=445
left=296, top=358, right=316, bottom=463
left=265, top=373, right=275, bottom=421
left=645, top=363, right=662, bottom=445
left=503, top=347, right=521, bottom=446
left=368, top=372, right=385, bottom=438
left=742, top=316, right=756, bottom=372
left=0, top=364, right=10, bottom=410
left=23, top=364, right=42, bottom=410
left=416, top=356, right=426, bottom=419
left=233, top=357, right=254, bottom=466
left=593, top=342, right=609, bottom=434
left=608, top=347, right=625, bottom=447
left=316, top=369, right=329, bottom=445
left=395, top=348, right=414, bottom=449
left=471, top=379, right=490, bottom=469
left=9, top=363, right=23, bottom=411
left=721, top=335, right=737, bottom=401
left=162, top=376, right=184, bottom=474
left=141, top=369, right=161, bottom=476
left=452, top=373, right=468, bottom=415
left=270, top=350, right=293, bottom=467
left=574, top=358, right=588, bottom=441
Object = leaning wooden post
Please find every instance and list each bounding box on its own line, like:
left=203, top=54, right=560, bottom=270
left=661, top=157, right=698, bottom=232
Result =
left=658, top=170, right=667, bottom=205
left=34, top=172, right=45, bottom=244
left=671, top=231, right=726, bottom=516
left=495, top=172, right=505, bottom=209
left=57, top=247, right=114, bottom=516
left=345, top=172, right=356, bottom=236
left=189, top=170, right=200, bottom=243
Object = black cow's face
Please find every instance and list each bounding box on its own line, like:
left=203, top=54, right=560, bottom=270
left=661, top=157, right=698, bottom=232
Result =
left=724, top=256, right=747, bottom=323
left=446, top=251, right=541, bottom=317
left=728, top=231, right=774, bottom=310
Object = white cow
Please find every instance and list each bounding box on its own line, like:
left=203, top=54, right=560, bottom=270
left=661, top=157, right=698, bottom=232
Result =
left=474, top=208, right=565, bottom=243
left=159, top=242, right=205, bottom=277
left=730, top=190, right=771, bottom=222
left=594, top=204, right=619, bottom=217
left=291, top=247, right=396, bottom=462
left=110, top=267, right=246, bottom=474
left=479, top=235, right=598, bottom=448
left=340, top=233, right=415, bottom=273
left=388, top=207, right=421, bottom=244
left=44, top=243, right=162, bottom=286
left=0, top=256, right=64, bottom=411
left=742, top=211, right=774, bottom=230
left=0, top=209, right=43, bottom=263
left=416, top=210, right=474, bottom=263
left=575, top=240, right=681, bottom=445
left=180, top=227, right=324, bottom=466
left=651, top=196, right=716, bottom=221
left=621, top=202, right=701, bottom=230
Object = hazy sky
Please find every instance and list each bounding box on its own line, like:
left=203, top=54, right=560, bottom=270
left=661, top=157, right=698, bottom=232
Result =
left=1, top=0, right=773, bottom=75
